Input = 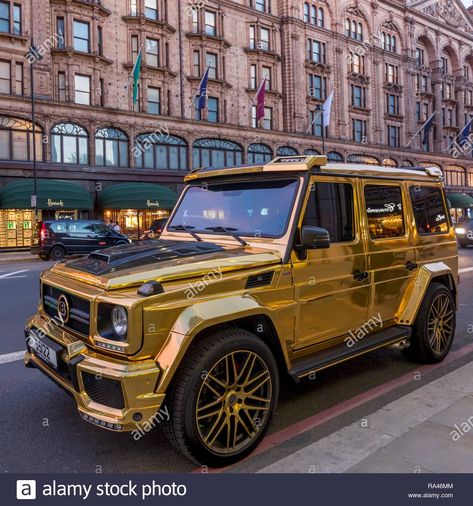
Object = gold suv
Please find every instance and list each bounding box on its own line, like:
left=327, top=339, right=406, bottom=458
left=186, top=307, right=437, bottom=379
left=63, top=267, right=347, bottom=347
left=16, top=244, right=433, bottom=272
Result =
left=24, top=155, right=458, bottom=467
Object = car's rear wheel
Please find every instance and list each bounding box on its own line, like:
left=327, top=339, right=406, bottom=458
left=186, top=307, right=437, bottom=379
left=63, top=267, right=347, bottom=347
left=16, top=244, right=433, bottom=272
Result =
left=404, top=282, right=456, bottom=364
left=163, top=329, right=279, bottom=467
left=49, top=245, right=66, bottom=261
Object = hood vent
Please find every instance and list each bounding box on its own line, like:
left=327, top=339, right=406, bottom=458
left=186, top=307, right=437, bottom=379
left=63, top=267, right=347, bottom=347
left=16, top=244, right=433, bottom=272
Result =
left=245, top=271, right=274, bottom=289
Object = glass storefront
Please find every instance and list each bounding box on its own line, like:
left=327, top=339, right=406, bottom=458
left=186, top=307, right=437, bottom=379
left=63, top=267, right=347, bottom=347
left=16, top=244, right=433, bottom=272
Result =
left=0, top=209, right=37, bottom=248
left=103, top=208, right=170, bottom=239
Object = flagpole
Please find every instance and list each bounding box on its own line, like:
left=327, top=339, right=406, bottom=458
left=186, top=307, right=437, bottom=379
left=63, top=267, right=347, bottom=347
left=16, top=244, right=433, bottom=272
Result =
left=406, top=111, right=435, bottom=148
left=445, top=117, right=473, bottom=153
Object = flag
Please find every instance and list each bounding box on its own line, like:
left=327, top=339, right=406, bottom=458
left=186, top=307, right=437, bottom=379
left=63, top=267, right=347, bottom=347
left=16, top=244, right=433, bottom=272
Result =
left=255, top=79, right=266, bottom=123
left=459, top=118, right=473, bottom=144
left=126, top=47, right=142, bottom=105
left=422, top=112, right=436, bottom=145
left=322, top=90, right=334, bottom=127
left=197, top=66, right=210, bottom=110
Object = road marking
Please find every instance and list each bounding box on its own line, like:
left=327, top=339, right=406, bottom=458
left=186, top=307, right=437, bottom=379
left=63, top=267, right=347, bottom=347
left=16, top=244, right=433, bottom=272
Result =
left=459, top=266, right=473, bottom=274
left=196, top=341, right=473, bottom=473
left=0, top=270, right=28, bottom=279
left=0, top=351, right=25, bottom=364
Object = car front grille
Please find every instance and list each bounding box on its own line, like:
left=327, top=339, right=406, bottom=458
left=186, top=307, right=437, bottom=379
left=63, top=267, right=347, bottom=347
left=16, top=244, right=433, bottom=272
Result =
left=82, top=371, right=125, bottom=410
left=42, top=284, right=91, bottom=336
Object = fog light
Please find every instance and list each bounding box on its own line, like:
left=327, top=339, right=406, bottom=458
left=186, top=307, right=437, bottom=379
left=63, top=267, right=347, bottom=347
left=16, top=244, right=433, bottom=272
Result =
left=133, top=412, right=143, bottom=422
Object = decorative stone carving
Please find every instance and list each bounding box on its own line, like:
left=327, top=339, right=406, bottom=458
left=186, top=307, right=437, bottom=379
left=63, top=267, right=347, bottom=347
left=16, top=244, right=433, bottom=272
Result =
left=423, top=0, right=473, bottom=34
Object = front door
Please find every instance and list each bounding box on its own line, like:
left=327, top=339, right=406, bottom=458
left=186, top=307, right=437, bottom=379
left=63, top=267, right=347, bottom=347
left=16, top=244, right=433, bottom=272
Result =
left=361, top=181, right=416, bottom=323
left=292, top=177, right=370, bottom=350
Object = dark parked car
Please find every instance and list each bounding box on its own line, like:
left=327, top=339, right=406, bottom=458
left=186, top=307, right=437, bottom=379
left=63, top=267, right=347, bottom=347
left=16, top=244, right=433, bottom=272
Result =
left=31, top=220, right=131, bottom=260
left=454, top=218, right=473, bottom=248
left=139, top=218, right=168, bottom=240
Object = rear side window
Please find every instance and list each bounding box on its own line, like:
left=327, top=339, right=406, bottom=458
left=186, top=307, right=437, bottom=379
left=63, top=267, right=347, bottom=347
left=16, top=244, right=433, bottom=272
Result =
left=409, top=186, right=449, bottom=235
left=364, top=185, right=405, bottom=239
left=303, top=182, right=354, bottom=243
left=49, top=222, right=68, bottom=233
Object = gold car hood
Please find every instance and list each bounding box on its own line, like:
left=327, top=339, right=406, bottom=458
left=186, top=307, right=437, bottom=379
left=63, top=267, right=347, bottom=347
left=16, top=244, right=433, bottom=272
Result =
left=49, top=240, right=282, bottom=291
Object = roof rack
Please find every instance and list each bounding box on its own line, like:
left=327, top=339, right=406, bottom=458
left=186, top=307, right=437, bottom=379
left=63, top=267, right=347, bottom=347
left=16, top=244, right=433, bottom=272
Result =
left=399, top=166, right=443, bottom=178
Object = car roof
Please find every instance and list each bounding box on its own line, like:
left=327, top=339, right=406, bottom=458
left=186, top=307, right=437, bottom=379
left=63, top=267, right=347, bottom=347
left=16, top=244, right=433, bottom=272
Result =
left=184, top=156, right=443, bottom=183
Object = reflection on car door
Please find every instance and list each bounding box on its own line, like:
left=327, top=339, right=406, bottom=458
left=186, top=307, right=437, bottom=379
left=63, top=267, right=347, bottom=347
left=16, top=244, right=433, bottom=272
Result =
left=292, top=177, right=370, bottom=350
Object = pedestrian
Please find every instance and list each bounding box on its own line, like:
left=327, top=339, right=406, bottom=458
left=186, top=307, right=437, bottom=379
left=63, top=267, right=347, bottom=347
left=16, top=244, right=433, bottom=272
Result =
left=113, top=221, right=121, bottom=233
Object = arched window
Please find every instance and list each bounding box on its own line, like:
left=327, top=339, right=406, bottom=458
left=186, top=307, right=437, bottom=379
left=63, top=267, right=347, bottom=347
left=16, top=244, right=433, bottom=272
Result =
left=347, top=154, right=380, bottom=165
left=277, top=146, right=298, bottom=156
left=381, top=31, right=397, bottom=53
left=95, top=128, right=129, bottom=167
left=193, top=138, right=243, bottom=169
left=304, top=149, right=321, bottom=155
left=0, top=116, right=43, bottom=161
left=51, top=122, right=88, bottom=164
left=303, top=2, right=309, bottom=23
left=248, top=143, right=273, bottom=164
left=382, top=158, right=397, bottom=167
left=402, top=159, right=413, bottom=167
left=311, top=5, right=316, bottom=24
left=445, top=165, right=465, bottom=186
left=345, top=17, right=363, bottom=41
left=327, top=151, right=343, bottom=161
left=318, top=7, right=324, bottom=27
left=134, top=133, right=188, bottom=170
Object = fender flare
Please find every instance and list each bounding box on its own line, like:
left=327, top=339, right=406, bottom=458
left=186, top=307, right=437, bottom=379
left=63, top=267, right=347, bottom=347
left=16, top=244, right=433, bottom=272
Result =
left=397, top=262, right=456, bottom=325
left=155, top=295, right=288, bottom=391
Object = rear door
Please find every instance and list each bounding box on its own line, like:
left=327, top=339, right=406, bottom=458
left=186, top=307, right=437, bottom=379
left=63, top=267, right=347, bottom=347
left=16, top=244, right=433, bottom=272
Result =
left=67, top=222, right=97, bottom=253
left=362, top=181, right=416, bottom=324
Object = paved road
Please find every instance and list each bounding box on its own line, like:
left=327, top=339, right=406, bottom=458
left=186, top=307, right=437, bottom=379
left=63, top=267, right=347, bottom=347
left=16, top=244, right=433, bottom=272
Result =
left=0, top=251, right=472, bottom=473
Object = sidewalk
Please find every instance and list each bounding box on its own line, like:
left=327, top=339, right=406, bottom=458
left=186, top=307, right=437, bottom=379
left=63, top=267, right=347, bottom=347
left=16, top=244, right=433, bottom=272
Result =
left=259, top=360, right=473, bottom=473
left=0, top=251, right=39, bottom=264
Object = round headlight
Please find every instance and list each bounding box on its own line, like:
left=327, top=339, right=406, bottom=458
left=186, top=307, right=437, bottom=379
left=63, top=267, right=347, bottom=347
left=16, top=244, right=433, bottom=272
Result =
left=111, top=305, right=128, bottom=338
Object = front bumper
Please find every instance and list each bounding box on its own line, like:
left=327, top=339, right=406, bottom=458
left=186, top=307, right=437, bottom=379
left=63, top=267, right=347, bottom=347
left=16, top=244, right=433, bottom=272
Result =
left=24, top=315, right=165, bottom=432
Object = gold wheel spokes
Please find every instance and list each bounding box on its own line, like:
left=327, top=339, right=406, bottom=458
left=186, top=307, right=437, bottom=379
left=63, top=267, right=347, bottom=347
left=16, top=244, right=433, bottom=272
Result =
left=196, top=350, right=272, bottom=455
left=427, top=294, right=454, bottom=354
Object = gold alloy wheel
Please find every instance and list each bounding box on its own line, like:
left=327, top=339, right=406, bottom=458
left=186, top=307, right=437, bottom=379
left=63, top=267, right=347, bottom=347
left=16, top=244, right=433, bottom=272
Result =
left=195, top=350, right=272, bottom=455
left=427, top=293, right=455, bottom=354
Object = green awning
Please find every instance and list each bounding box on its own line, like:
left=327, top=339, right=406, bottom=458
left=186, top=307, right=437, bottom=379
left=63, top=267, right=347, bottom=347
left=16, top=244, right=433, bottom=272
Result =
left=0, top=179, right=93, bottom=210
left=446, top=193, right=473, bottom=209
left=98, top=183, right=177, bottom=210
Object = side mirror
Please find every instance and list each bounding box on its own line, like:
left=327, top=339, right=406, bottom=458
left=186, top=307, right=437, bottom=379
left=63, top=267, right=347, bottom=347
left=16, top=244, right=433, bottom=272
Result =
left=300, top=226, right=330, bottom=250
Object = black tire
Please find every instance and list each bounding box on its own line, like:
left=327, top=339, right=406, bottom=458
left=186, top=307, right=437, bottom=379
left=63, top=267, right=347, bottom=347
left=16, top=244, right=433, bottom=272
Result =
left=38, top=254, right=50, bottom=261
left=404, top=282, right=456, bottom=364
left=163, top=328, right=279, bottom=467
left=49, top=245, right=66, bottom=261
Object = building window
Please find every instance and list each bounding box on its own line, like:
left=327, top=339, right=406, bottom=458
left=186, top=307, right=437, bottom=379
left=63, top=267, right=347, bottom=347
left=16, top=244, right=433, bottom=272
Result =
left=309, top=109, right=327, bottom=137
left=252, top=106, right=272, bottom=129
left=99, top=78, right=104, bottom=107
left=95, top=128, right=129, bottom=167
left=303, top=3, right=324, bottom=27
left=385, top=63, right=399, bottom=84
left=307, top=39, right=326, bottom=63
left=277, top=146, right=298, bottom=156
left=441, top=56, right=449, bottom=74
left=415, top=48, right=425, bottom=66
left=260, top=27, right=270, bottom=50
left=387, top=125, right=401, bottom=147
left=386, top=94, right=400, bottom=115
left=146, top=38, right=159, bottom=67
left=351, top=85, right=366, bottom=108
left=250, top=25, right=271, bottom=51
left=74, top=74, right=90, bottom=105
left=345, top=17, right=363, bottom=41
left=57, top=72, right=66, bottom=102
left=193, top=138, right=243, bottom=169
left=262, top=66, right=271, bottom=90
left=135, top=133, right=188, bottom=170
left=97, top=26, right=103, bottom=56
left=207, top=97, right=219, bottom=123
left=15, top=61, right=22, bottom=95
left=131, top=35, right=139, bottom=63
left=381, top=32, right=397, bottom=53
left=56, top=17, right=65, bottom=48
left=248, top=142, right=272, bottom=164
left=0, top=115, right=43, bottom=161
left=51, top=122, right=88, bottom=164
left=193, top=50, right=200, bottom=77
left=192, top=8, right=199, bottom=32
left=308, top=74, right=327, bottom=100
left=147, top=86, right=161, bottom=115
left=254, top=0, right=270, bottom=13
left=445, top=166, right=465, bottom=187
left=0, top=60, right=10, bottom=94
left=352, top=118, right=367, bottom=142
left=73, top=20, right=90, bottom=53
left=205, top=10, right=216, bottom=36
left=0, top=2, right=9, bottom=33
left=145, top=0, right=158, bottom=20
left=464, top=65, right=470, bottom=81
left=350, top=53, right=365, bottom=74
left=131, top=0, right=137, bottom=16
left=12, top=2, right=20, bottom=34
left=250, top=64, right=257, bottom=89
left=0, top=1, right=21, bottom=35
left=206, top=52, right=217, bottom=79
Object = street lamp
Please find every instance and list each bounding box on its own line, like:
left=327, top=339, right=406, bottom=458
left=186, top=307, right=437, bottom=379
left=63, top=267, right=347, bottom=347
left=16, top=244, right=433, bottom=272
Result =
left=25, top=44, right=43, bottom=223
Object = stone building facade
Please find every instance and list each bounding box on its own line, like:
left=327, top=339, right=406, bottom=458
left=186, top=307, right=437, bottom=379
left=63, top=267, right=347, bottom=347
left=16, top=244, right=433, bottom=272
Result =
left=0, top=0, right=473, bottom=247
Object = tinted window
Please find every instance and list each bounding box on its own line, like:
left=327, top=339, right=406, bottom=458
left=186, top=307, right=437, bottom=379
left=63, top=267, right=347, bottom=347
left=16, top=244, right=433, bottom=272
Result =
left=303, top=182, right=354, bottom=243
left=68, top=222, right=93, bottom=234
left=49, top=222, right=68, bottom=233
left=365, top=185, right=405, bottom=239
left=409, top=186, right=449, bottom=234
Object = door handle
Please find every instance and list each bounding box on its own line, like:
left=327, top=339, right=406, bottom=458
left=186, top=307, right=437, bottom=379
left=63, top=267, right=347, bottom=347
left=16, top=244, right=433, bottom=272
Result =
left=353, top=270, right=369, bottom=282
left=406, top=261, right=418, bottom=272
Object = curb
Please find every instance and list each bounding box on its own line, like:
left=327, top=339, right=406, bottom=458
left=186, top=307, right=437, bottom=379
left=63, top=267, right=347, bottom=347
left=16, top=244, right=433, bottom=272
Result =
left=0, top=256, right=41, bottom=265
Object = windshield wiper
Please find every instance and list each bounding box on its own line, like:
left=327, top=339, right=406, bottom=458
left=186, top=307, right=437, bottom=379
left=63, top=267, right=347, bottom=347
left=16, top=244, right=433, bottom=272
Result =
left=205, top=226, right=248, bottom=247
left=168, top=224, right=203, bottom=242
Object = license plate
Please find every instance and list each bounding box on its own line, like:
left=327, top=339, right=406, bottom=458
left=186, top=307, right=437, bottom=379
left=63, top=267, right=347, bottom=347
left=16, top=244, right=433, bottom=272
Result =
left=26, top=331, right=62, bottom=370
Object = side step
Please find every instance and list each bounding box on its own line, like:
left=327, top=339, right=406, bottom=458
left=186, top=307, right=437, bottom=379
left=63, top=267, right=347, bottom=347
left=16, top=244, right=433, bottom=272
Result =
left=289, top=325, right=411, bottom=382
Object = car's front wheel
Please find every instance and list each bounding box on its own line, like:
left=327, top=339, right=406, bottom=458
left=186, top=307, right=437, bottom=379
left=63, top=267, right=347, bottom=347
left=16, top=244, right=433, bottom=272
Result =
left=163, top=328, right=279, bottom=467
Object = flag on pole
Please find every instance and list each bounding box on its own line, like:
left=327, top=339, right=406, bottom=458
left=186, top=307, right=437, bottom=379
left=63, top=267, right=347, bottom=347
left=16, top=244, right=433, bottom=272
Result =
left=422, top=111, right=436, bottom=145
left=459, top=118, right=473, bottom=144
left=255, top=79, right=267, bottom=123
left=196, top=66, right=210, bottom=111
left=322, top=90, right=334, bottom=128
left=130, top=47, right=142, bottom=105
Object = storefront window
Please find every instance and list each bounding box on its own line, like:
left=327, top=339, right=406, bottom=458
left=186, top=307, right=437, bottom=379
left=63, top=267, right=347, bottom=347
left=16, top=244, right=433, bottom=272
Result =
left=51, top=122, right=88, bottom=164
left=0, top=115, right=43, bottom=161
left=0, top=209, right=37, bottom=248
left=193, top=138, right=243, bottom=169
left=103, top=209, right=169, bottom=240
left=445, top=165, right=465, bottom=187
left=95, top=127, right=129, bottom=167
left=134, top=133, right=187, bottom=170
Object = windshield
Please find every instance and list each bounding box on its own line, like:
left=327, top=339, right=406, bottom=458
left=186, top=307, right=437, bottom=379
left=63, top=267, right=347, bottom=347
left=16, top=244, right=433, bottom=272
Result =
left=168, top=178, right=300, bottom=238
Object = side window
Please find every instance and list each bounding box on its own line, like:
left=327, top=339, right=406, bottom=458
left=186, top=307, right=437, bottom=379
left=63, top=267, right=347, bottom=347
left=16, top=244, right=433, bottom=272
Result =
left=50, top=222, right=68, bottom=233
left=409, top=186, right=449, bottom=234
left=364, top=185, right=405, bottom=239
left=68, top=222, right=89, bottom=235
left=303, top=182, right=355, bottom=243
